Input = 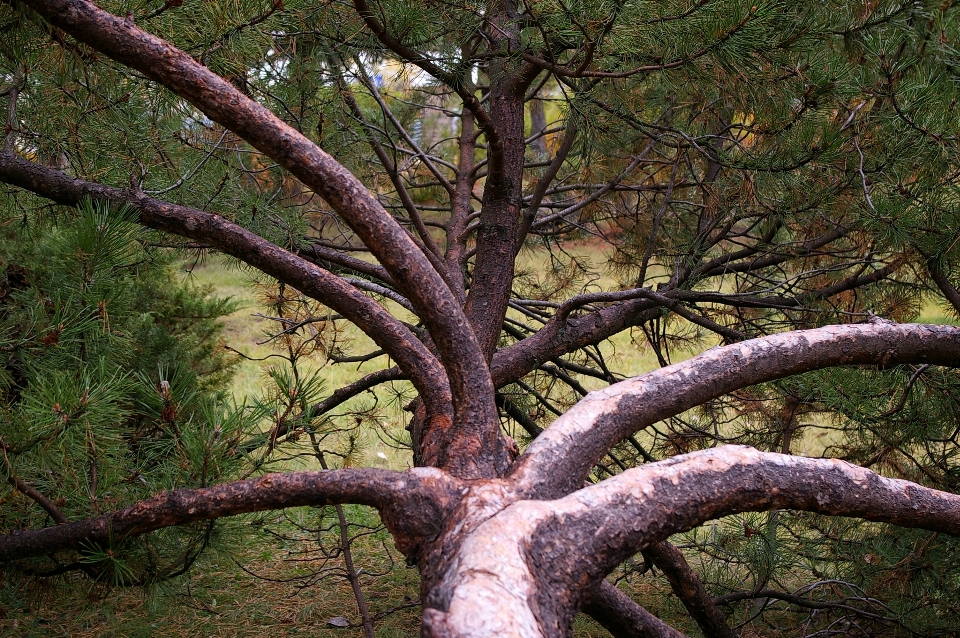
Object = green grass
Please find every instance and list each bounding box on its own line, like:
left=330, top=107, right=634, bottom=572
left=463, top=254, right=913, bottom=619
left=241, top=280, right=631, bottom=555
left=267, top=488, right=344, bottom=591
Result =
left=184, top=257, right=414, bottom=472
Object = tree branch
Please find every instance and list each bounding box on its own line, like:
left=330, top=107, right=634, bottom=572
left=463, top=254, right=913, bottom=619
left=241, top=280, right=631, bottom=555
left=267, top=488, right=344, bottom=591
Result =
left=23, top=0, right=501, bottom=477
left=641, top=541, right=736, bottom=638
left=349, top=0, right=501, bottom=168
left=929, top=259, right=960, bottom=316
left=0, top=152, right=453, bottom=424
left=522, top=445, right=960, bottom=633
left=6, top=475, right=69, bottom=525
left=335, top=61, right=448, bottom=264
left=490, top=298, right=662, bottom=387
left=0, top=468, right=458, bottom=562
left=299, top=243, right=395, bottom=287
left=429, top=446, right=960, bottom=636
left=241, top=367, right=405, bottom=456
left=511, top=322, right=960, bottom=498
left=582, top=580, right=689, bottom=638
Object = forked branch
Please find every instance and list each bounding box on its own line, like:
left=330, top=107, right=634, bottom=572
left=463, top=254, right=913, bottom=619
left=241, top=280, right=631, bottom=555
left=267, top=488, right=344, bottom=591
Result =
left=428, top=446, right=960, bottom=637
left=530, top=446, right=960, bottom=633
left=24, top=0, right=500, bottom=476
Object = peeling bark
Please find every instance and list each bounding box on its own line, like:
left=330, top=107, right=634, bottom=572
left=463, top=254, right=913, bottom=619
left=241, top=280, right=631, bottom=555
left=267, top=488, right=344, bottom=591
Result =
left=511, top=322, right=960, bottom=498
left=429, top=446, right=960, bottom=637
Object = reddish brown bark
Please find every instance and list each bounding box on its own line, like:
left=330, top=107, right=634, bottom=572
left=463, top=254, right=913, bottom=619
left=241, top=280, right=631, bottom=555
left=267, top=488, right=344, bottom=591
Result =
left=1, top=322, right=960, bottom=635
left=0, top=152, right=453, bottom=428
left=24, top=0, right=502, bottom=479
left=421, top=446, right=960, bottom=637
left=0, top=468, right=457, bottom=562
left=462, top=11, right=538, bottom=362
left=4, top=3, right=960, bottom=636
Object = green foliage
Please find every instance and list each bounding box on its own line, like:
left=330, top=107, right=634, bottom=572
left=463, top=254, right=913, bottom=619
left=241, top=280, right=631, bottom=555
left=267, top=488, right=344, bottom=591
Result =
left=0, top=199, right=241, bottom=584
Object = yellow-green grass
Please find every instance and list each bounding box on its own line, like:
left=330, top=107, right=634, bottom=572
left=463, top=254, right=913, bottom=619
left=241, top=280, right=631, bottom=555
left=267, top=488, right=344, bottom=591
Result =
left=184, top=257, right=414, bottom=472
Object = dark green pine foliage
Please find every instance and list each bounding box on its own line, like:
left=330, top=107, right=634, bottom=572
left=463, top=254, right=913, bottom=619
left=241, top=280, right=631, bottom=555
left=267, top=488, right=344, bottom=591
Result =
left=0, top=200, right=243, bottom=585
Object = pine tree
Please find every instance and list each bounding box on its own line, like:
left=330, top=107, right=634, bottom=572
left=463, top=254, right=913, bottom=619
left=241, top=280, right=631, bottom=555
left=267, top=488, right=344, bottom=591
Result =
left=0, top=200, right=240, bottom=584
left=3, top=1, right=960, bottom=635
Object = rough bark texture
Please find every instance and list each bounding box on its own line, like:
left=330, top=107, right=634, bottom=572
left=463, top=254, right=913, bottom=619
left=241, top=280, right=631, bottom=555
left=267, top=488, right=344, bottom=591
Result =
left=428, top=446, right=960, bottom=637
left=2, top=321, right=960, bottom=636
left=0, top=467, right=457, bottom=562
left=4, top=3, right=960, bottom=637
left=463, top=56, right=529, bottom=362
left=23, top=0, right=503, bottom=479
left=511, top=322, right=960, bottom=498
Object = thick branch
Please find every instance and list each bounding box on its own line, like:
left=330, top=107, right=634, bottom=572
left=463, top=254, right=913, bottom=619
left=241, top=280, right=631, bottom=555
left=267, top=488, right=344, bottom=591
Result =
left=24, top=0, right=500, bottom=476
left=522, top=446, right=960, bottom=634
left=0, top=467, right=457, bottom=562
left=511, top=322, right=960, bottom=498
left=463, top=66, right=529, bottom=362
left=427, top=445, right=960, bottom=637
left=0, top=152, right=452, bottom=422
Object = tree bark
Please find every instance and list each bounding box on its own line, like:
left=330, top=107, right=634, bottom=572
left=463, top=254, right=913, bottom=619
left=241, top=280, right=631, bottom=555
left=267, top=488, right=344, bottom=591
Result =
left=511, top=321, right=960, bottom=498
left=0, top=152, right=453, bottom=427
left=425, top=447, right=960, bottom=637
left=929, top=259, right=960, bottom=316
left=0, top=468, right=457, bottom=562
left=582, top=581, right=689, bottom=638
left=23, top=0, right=503, bottom=478
left=641, top=542, right=736, bottom=638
